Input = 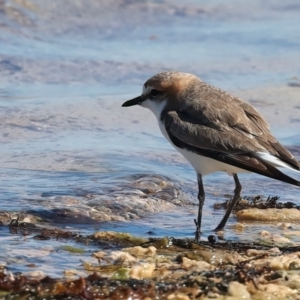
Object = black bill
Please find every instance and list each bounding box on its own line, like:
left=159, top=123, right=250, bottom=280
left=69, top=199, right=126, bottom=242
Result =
left=122, top=96, right=143, bottom=107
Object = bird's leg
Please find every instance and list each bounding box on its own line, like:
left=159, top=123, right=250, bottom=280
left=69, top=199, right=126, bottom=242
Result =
left=194, top=174, right=205, bottom=241
left=214, top=173, right=242, bottom=232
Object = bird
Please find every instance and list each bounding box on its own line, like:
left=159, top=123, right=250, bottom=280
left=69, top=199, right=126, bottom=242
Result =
left=122, top=71, right=300, bottom=239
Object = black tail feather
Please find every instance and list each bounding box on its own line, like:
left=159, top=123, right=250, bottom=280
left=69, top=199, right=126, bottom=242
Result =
left=221, top=152, right=300, bottom=187
left=253, top=155, right=300, bottom=187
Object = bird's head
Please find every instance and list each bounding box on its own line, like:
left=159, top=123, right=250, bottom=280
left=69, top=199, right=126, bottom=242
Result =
left=122, top=71, right=199, bottom=119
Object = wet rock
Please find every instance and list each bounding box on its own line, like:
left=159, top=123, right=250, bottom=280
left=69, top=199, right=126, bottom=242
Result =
left=282, top=274, right=300, bottom=290
left=167, top=293, right=191, bottom=300
left=236, top=208, right=300, bottom=222
left=283, top=230, right=300, bottom=236
left=258, top=283, right=297, bottom=298
left=23, top=270, right=46, bottom=280
left=154, top=190, right=177, bottom=201
left=130, top=263, right=155, bottom=279
left=267, top=253, right=300, bottom=271
left=122, top=212, right=138, bottom=220
left=145, top=237, right=172, bottom=249
left=109, top=251, right=137, bottom=263
left=228, top=281, right=251, bottom=299
left=246, top=247, right=280, bottom=257
left=134, top=181, right=161, bottom=194
left=265, top=270, right=286, bottom=281
left=27, top=208, right=97, bottom=224
left=192, top=249, right=245, bottom=265
left=87, top=175, right=185, bottom=221
left=181, top=257, right=211, bottom=271
left=288, top=261, right=300, bottom=270
left=92, top=251, right=107, bottom=264
left=93, top=231, right=147, bottom=246
left=0, top=261, right=7, bottom=271
left=231, top=222, right=245, bottom=231
left=259, top=230, right=293, bottom=245
left=63, top=269, right=86, bottom=278
left=88, top=210, right=113, bottom=221
left=135, top=175, right=171, bottom=188
left=118, top=189, right=147, bottom=197
left=0, top=211, right=41, bottom=225
left=123, top=246, right=157, bottom=257
left=277, top=222, right=292, bottom=229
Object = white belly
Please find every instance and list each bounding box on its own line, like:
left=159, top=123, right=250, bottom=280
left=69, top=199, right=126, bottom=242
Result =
left=176, top=148, right=248, bottom=175
left=158, top=121, right=248, bottom=176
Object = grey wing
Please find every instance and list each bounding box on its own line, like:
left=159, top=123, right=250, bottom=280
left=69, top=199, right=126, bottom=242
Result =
left=163, top=110, right=300, bottom=186
left=163, top=109, right=266, bottom=154
left=240, top=101, right=299, bottom=169
left=177, top=84, right=300, bottom=169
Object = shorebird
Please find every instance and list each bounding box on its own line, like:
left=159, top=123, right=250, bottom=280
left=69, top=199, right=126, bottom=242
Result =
left=122, top=71, right=300, bottom=239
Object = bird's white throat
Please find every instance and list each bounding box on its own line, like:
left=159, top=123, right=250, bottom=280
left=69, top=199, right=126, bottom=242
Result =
left=141, top=99, right=167, bottom=121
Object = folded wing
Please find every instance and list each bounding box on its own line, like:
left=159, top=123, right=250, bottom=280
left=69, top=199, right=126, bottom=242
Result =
left=163, top=86, right=300, bottom=186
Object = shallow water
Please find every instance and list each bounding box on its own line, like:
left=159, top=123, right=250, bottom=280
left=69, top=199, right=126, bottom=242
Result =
left=0, top=0, right=300, bottom=277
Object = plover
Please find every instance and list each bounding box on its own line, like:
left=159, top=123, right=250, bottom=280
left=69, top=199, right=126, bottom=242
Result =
left=122, top=71, right=300, bottom=239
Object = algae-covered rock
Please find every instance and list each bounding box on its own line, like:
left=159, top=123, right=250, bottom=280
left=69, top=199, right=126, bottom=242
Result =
left=93, top=231, right=147, bottom=246
left=111, top=268, right=130, bottom=280
left=60, top=245, right=85, bottom=253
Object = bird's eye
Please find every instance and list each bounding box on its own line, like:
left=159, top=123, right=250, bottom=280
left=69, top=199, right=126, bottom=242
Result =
left=150, top=89, right=161, bottom=97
